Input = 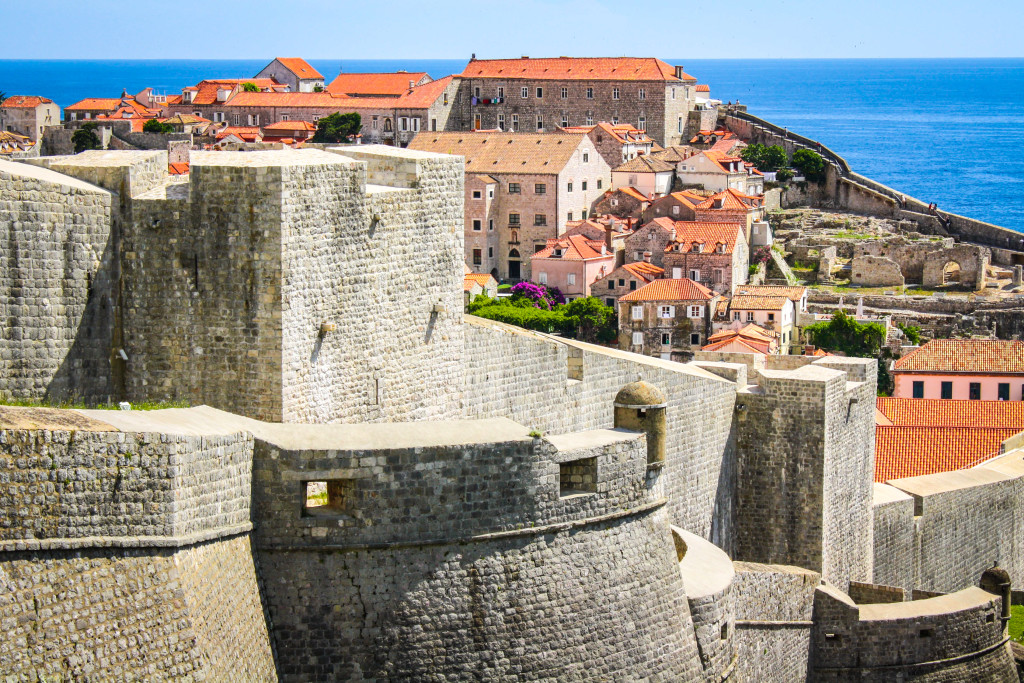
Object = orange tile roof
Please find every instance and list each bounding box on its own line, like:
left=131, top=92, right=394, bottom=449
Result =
left=65, top=98, right=123, bottom=111
left=876, top=397, right=1024, bottom=428
left=696, top=84, right=710, bottom=92
left=222, top=91, right=346, bottom=108
left=733, top=285, right=806, bottom=303
left=614, top=155, right=674, bottom=173
left=168, top=162, right=190, bottom=175
left=697, top=149, right=745, bottom=174
left=729, top=295, right=789, bottom=311
left=695, top=188, right=759, bottom=211
left=619, top=278, right=713, bottom=302
left=703, top=324, right=777, bottom=354
left=161, top=114, right=210, bottom=125
left=187, top=79, right=284, bottom=106
left=327, top=72, right=429, bottom=96
left=617, top=186, right=651, bottom=203
left=274, top=58, right=324, bottom=80
left=893, top=339, right=1024, bottom=375
left=644, top=216, right=677, bottom=234
left=263, top=120, right=316, bottom=131
left=216, top=126, right=262, bottom=142
left=408, top=130, right=587, bottom=175
left=460, top=57, right=693, bottom=82
left=532, top=234, right=611, bottom=261
left=651, top=146, right=695, bottom=163
left=875, top=425, right=1019, bottom=482
left=1, top=96, right=54, bottom=108
left=620, top=261, right=665, bottom=282
left=666, top=221, right=743, bottom=254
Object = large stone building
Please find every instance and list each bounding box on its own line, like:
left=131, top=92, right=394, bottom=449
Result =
left=451, top=56, right=698, bottom=146
left=663, top=221, right=749, bottom=294
left=0, top=146, right=1020, bottom=681
left=408, top=131, right=611, bottom=280
left=254, top=57, right=326, bottom=92
left=0, top=95, right=60, bottom=141
left=618, top=278, right=718, bottom=359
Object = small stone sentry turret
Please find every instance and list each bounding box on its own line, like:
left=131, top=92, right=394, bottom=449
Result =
left=979, top=563, right=1012, bottom=623
left=613, top=380, right=667, bottom=466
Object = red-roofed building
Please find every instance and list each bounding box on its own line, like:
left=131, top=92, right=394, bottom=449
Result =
left=454, top=56, right=699, bottom=146
left=327, top=71, right=432, bottom=97
left=261, top=119, right=316, bottom=143
left=702, top=323, right=779, bottom=355
left=593, top=186, right=652, bottom=220
left=560, top=121, right=655, bottom=168
left=618, top=278, right=718, bottom=359
left=463, top=271, right=498, bottom=305
left=877, top=397, right=1024, bottom=427
left=623, top=217, right=679, bottom=268
left=875, top=425, right=1019, bottom=482
left=593, top=260, right=665, bottom=309
left=892, top=339, right=1024, bottom=401
left=677, top=149, right=763, bottom=195
left=256, top=58, right=325, bottom=93
left=0, top=96, right=60, bottom=141
left=611, top=154, right=675, bottom=197
left=643, top=190, right=707, bottom=223
left=530, top=234, right=615, bottom=299
left=215, top=127, right=263, bottom=145
left=64, top=97, right=123, bottom=121
left=662, top=221, right=748, bottom=294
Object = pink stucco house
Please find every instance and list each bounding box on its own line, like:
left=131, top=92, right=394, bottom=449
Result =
left=891, top=339, right=1024, bottom=401
left=530, top=234, right=615, bottom=300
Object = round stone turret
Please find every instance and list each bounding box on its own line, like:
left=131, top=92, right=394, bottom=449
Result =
left=613, top=381, right=667, bottom=466
left=980, top=564, right=1012, bottom=621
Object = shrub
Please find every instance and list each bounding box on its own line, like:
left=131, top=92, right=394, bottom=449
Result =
left=312, top=112, right=362, bottom=143
left=72, top=123, right=101, bottom=153
left=242, top=82, right=260, bottom=92
left=791, top=149, right=826, bottom=182
left=776, top=168, right=794, bottom=182
left=740, top=143, right=787, bottom=172
left=143, top=118, right=174, bottom=134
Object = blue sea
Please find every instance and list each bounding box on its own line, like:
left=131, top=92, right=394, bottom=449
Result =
left=3, top=58, right=1022, bottom=231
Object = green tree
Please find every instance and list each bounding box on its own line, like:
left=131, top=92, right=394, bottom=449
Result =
left=803, top=310, right=885, bottom=357
left=740, top=143, right=788, bottom=172
left=563, top=297, right=617, bottom=344
left=72, top=123, right=101, bottom=153
left=897, top=323, right=922, bottom=346
left=311, top=112, right=362, bottom=143
left=142, top=118, right=174, bottom=134
left=791, top=148, right=826, bottom=181
left=0, top=92, right=6, bottom=106
left=242, top=82, right=260, bottom=92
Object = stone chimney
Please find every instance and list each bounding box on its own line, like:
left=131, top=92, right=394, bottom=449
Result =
left=643, top=251, right=652, bottom=263
left=605, top=224, right=614, bottom=253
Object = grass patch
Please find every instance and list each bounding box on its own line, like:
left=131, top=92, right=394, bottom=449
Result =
left=1010, top=605, right=1024, bottom=643
left=0, top=398, right=190, bottom=411
left=833, top=231, right=875, bottom=240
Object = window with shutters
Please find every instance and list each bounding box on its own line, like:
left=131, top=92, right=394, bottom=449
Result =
left=612, top=87, right=620, bottom=99
left=521, top=86, right=529, bottom=98
left=661, top=333, right=670, bottom=345
left=688, top=305, right=703, bottom=318
left=538, top=271, right=547, bottom=284
left=567, top=273, right=576, bottom=286
left=631, top=306, right=643, bottom=320
left=659, top=305, right=674, bottom=318
left=632, top=332, right=643, bottom=346
left=561, top=87, right=568, bottom=98
left=746, top=311, right=755, bottom=322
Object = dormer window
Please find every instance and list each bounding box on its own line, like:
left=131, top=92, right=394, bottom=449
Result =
left=554, top=248, right=564, bottom=257
left=716, top=242, right=726, bottom=254
left=692, top=242, right=703, bottom=253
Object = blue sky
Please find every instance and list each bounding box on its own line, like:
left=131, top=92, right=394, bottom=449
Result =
left=3, top=0, right=1023, bottom=59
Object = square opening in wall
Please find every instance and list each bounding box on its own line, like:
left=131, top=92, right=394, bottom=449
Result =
left=559, top=457, right=597, bottom=497
left=303, top=479, right=354, bottom=516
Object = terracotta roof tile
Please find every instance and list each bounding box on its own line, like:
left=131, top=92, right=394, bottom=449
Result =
left=65, top=98, right=123, bottom=111
left=619, top=278, right=713, bottom=302
left=703, top=324, right=777, bottom=354
left=696, top=84, right=710, bottom=92
left=876, top=397, right=1024, bottom=428
left=893, top=339, right=1024, bottom=374
left=875, top=425, right=1019, bottom=482
left=733, top=285, right=807, bottom=303
left=1, top=96, right=54, bottom=108
left=620, top=262, right=664, bottom=281
left=459, top=57, right=693, bottom=82
left=695, top=188, right=759, bottom=211
left=617, top=186, right=651, bottom=203
left=614, top=155, right=674, bottom=173
left=532, top=234, right=610, bottom=261
left=263, top=120, right=316, bottom=131
left=216, top=126, right=262, bottom=142
left=327, top=72, right=429, bottom=96
left=274, top=58, right=324, bottom=80
left=408, top=130, right=586, bottom=175
left=729, top=295, right=789, bottom=311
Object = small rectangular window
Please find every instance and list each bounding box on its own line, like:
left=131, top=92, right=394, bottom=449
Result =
left=508, top=182, right=521, bottom=194
left=689, top=305, right=703, bottom=318
left=583, top=152, right=589, bottom=163
left=608, top=280, right=615, bottom=290
left=472, top=249, right=482, bottom=265
left=597, top=179, right=602, bottom=189
left=488, top=220, right=494, bottom=231
left=612, top=87, right=620, bottom=99
left=534, top=214, right=547, bottom=226
left=941, top=381, right=953, bottom=399
left=969, top=382, right=981, bottom=400
left=586, top=87, right=594, bottom=99
left=561, top=87, right=568, bottom=98
left=488, top=247, right=493, bottom=258
left=567, top=273, right=576, bottom=286
left=538, top=271, right=547, bottom=284
left=913, top=381, right=925, bottom=399
left=631, top=306, right=643, bottom=321
left=567, top=182, right=573, bottom=193
left=303, top=480, right=353, bottom=516
left=632, top=331, right=643, bottom=346
left=567, top=212, right=573, bottom=221
left=767, top=313, right=775, bottom=322
left=472, top=190, right=482, bottom=199
left=472, top=219, right=482, bottom=231
left=661, top=333, right=670, bottom=345
left=605, top=298, right=614, bottom=307
left=537, top=116, right=543, bottom=131
left=690, top=332, right=700, bottom=345
left=746, top=312, right=755, bottom=322
left=498, top=113, right=505, bottom=129
left=999, top=382, right=1010, bottom=401
left=536, top=87, right=543, bottom=98
left=521, top=86, right=529, bottom=98
left=559, top=457, right=597, bottom=497
left=659, top=305, right=674, bottom=318
left=508, top=213, right=520, bottom=225
left=638, top=88, right=646, bottom=99
left=497, top=87, right=504, bottom=98
left=535, top=183, right=546, bottom=194
left=582, top=181, right=588, bottom=191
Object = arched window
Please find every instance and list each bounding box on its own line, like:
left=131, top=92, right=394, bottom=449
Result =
left=383, top=118, right=393, bottom=132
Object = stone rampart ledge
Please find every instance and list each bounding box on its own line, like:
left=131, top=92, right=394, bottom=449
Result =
left=0, top=522, right=253, bottom=552
left=257, top=498, right=666, bottom=552
left=464, top=315, right=731, bottom=385
left=672, top=526, right=735, bottom=599
left=813, top=637, right=1011, bottom=674
left=857, top=586, right=998, bottom=621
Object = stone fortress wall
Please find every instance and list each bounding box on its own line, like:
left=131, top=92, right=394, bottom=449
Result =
left=0, top=146, right=1020, bottom=680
